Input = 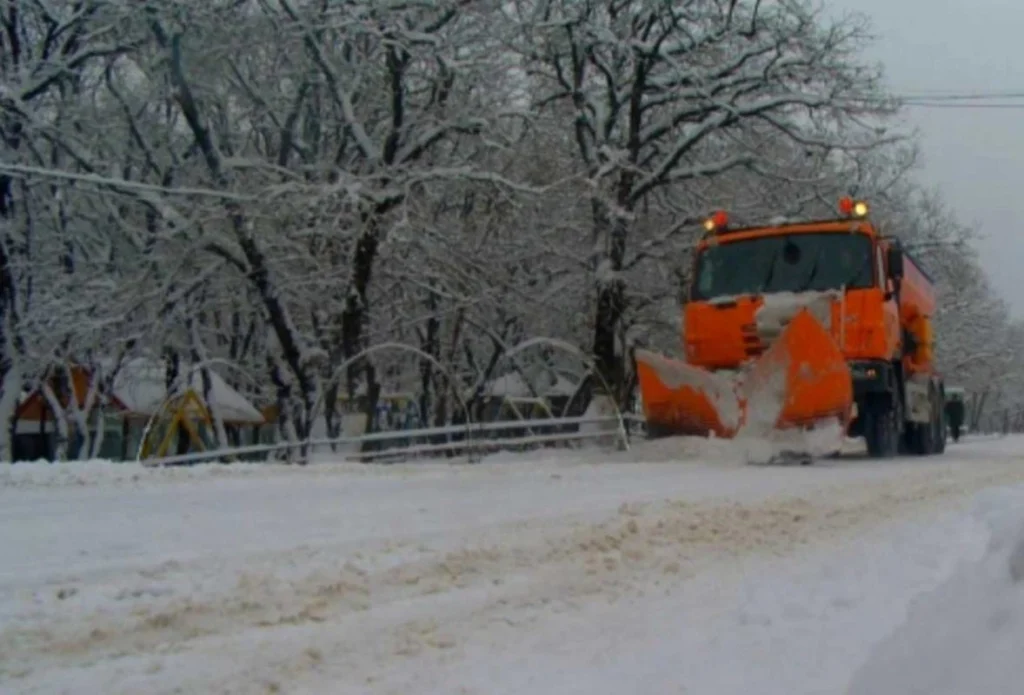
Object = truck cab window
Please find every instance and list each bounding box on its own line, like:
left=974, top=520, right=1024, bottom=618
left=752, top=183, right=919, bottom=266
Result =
left=691, top=232, right=874, bottom=300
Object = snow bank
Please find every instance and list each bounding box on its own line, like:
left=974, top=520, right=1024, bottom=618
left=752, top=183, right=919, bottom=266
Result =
left=0, top=422, right=849, bottom=492
left=0, top=441, right=760, bottom=491
left=847, top=484, right=1024, bottom=694
left=742, top=417, right=845, bottom=463
left=0, top=459, right=283, bottom=488
left=0, top=458, right=390, bottom=489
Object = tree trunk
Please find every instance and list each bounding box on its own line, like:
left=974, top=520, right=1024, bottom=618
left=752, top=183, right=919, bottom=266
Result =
left=591, top=197, right=631, bottom=405
left=419, top=290, right=440, bottom=446
left=0, top=361, right=21, bottom=462
left=323, top=378, right=341, bottom=450
left=340, top=219, right=382, bottom=456
left=164, top=349, right=189, bottom=457
left=267, top=355, right=299, bottom=463
left=200, top=366, right=229, bottom=457
left=41, top=382, right=69, bottom=461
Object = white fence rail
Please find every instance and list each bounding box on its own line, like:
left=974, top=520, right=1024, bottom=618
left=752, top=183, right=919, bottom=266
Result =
left=139, top=413, right=649, bottom=467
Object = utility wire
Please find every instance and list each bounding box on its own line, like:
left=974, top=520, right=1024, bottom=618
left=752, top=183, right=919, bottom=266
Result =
left=836, top=90, right=1024, bottom=109
left=901, top=102, right=1024, bottom=109
left=895, top=91, right=1024, bottom=101
left=890, top=90, right=1024, bottom=109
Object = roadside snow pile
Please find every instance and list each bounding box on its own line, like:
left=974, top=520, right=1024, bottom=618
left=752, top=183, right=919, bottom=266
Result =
left=0, top=459, right=274, bottom=488
left=847, top=484, right=1024, bottom=694
left=0, top=458, right=387, bottom=489
left=0, top=426, right=847, bottom=492
left=623, top=420, right=845, bottom=466
left=746, top=416, right=846, bottom=460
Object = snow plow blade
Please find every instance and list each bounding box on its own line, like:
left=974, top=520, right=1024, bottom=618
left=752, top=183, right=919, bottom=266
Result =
left=635, top=349, right=742, bottom=438
left=742, top=308, right=854, bottom=430
left=636, top=308, right=853, bottom=438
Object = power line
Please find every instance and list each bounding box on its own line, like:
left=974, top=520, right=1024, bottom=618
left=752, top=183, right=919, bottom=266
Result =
left=895, top=91, right=1024, bottom=102
left=837, top=89, right=1024, bottom=110
left=890, top=90, right=1024, bottom=109
left=838, top=90, right=1024, bottom=110
left=900, top=101, right=1024, bottom=109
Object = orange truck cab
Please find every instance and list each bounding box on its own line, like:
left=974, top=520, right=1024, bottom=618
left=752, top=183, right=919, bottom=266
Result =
left=636, top=198, right=948, bottom=459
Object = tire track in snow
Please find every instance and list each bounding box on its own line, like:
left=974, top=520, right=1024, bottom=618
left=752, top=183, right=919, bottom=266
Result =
left=5, top=459, right=1024, bottom=693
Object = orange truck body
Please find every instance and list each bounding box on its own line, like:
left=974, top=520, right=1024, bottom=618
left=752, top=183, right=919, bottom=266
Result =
left=635, top=205, right=947, bottom=458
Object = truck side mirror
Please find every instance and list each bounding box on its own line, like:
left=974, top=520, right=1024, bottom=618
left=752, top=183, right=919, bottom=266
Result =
left=887, top=246, right=904, bottom=280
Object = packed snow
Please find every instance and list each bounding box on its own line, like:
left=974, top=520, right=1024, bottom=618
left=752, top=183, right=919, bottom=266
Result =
left=3, top=435, right=1024, bottom=694
left=754, top=289, right=840, bottom=342
left=848, top=484, right=1024, bottom=695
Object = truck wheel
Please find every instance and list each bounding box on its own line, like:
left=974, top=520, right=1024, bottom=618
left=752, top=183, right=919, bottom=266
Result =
left=864, top=399, right=899, bottom=458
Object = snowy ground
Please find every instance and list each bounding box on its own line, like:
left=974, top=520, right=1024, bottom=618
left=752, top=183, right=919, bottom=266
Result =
left=3, top=436, right=1024, bottom=694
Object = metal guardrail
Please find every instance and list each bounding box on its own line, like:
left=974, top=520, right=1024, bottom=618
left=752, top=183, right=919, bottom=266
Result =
left=139, top=413, right=647, bottom=467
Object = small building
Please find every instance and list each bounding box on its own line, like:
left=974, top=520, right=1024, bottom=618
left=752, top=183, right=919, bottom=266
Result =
left=13, top=365, right=130, bottom=461
left=12, top=359, right=265, bottom=461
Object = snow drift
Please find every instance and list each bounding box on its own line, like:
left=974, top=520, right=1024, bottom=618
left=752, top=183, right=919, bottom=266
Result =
left=847, top=484, right=1024, bottom=694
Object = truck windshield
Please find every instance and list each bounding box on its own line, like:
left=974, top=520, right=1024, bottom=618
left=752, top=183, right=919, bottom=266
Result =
left=692, top=232, right=874, bottom=301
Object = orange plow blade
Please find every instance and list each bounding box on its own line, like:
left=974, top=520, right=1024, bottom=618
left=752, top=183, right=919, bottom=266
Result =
left=740, top=308, right=854, bottom=431
left=636, top=308, right=853, bottom=439
left=635, top=349, right=741, bottom=438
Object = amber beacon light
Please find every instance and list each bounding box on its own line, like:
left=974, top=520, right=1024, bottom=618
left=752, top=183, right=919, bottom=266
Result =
left=838, top=196, right=869, bottom=218
left=703, top=209, right=729, bottom=232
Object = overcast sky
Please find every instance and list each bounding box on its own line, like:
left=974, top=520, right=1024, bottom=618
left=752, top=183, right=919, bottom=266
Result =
left=834, top=0, right=1024, bottom=316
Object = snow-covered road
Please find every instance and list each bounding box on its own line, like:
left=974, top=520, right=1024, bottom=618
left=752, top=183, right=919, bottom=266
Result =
left=3, top=436, right=1024, bottom=694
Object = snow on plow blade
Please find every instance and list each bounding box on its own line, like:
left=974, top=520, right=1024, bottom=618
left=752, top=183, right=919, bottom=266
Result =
left=743, top=308, right=854, bottom=430
left=636, top=308, right=854, bottom=438
left=635, top=349, right=742, bottom=437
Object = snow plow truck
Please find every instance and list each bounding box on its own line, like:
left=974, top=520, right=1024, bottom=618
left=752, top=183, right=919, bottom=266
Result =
left=635, top=197, right=947, bottom=459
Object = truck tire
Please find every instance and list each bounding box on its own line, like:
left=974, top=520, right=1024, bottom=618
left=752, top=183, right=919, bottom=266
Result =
left=908, top=384, right=944, bottom=456
left=864, top=398, right=899, bottom=458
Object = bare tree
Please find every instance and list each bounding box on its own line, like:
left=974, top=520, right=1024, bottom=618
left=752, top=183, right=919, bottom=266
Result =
left=511, top=0, right=899, bottom=400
